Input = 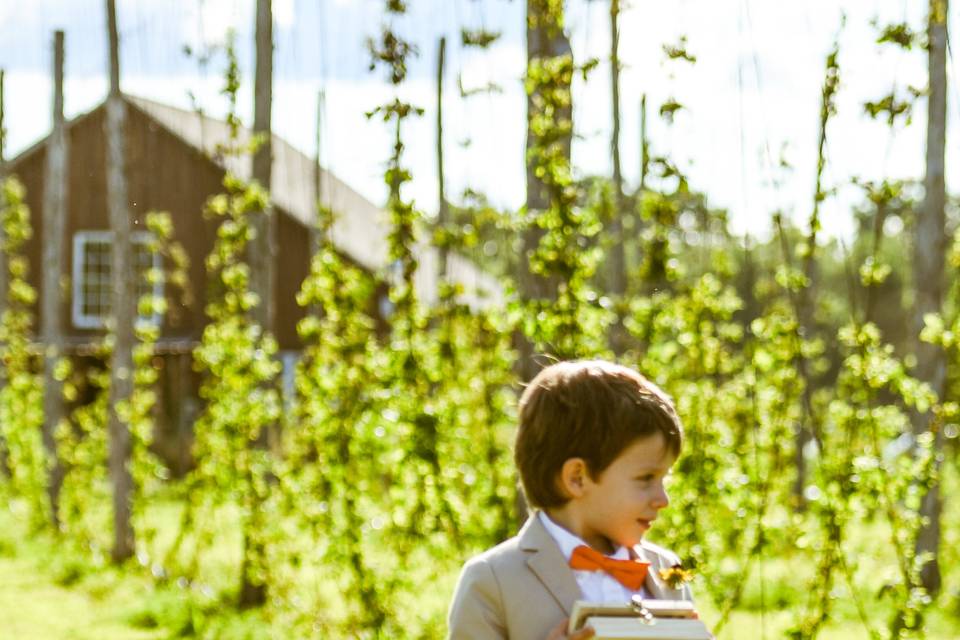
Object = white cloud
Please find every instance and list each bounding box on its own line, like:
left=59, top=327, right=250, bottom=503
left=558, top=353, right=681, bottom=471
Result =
left=457, top=42, right=524, bottom=96
left=2, top=71, right=109, bottom=155
left=176, top=0, right=293, bottom=56
left=182, top=0, right=249, bottom=49
left=274, top=0, right=294, bottom=29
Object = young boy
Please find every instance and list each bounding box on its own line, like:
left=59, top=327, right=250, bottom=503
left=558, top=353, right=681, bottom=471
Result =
left=447, top=360, right=693, bottom=639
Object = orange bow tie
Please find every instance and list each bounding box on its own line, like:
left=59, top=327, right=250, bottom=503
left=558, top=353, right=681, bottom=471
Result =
left=569, top=545, right=650, bottom=591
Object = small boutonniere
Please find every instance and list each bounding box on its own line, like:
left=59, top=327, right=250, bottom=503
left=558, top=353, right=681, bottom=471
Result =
left=658, top=563, right=695, bottom=589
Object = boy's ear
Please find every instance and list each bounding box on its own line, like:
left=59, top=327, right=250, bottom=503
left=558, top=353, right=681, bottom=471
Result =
left=557, top=457, right=590, bottom=498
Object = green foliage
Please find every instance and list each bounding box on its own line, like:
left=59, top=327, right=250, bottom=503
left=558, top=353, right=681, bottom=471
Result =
left=864, top=91, right=913, bottom=126
left=522, top=0, right=612, bottom=359
left=658, top=98, right=684, bottom=123
left=813, top=41, right=841, bottom=211
left=55, top=211, right=189, bottom=560
left=0, top=176, right=47, bottom=529
left=663, top=35, right=697, bottom=63
left=172, top=32, right=284, bottom=609
left=367, top=28, right=418, bottom=84
left=220, top=31, right=243, bottom=150
left=187, top=172, right=281, bottom=597
left=127, top=211, right=189, bottom=563
left=876, top=22, right=916, bottom=49
left=266, top=7, right=521, bottom=634
left=57, top=353, right=110, bottom=550
left=286, top=204, right=393, bottom=633
left=461, top=28, right=500, bottom=48
left=284, top=203, right=517, bottom=639
left=619, top=259, right=944, bottom=639
left=783, top=322, right=936, bottom=638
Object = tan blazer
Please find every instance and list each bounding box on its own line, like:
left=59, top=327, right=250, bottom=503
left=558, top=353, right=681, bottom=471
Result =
left=447, top=515, right=694, bottom=639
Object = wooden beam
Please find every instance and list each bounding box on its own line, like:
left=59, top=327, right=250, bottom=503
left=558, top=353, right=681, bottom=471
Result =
left=250, top=0, right=275, bottom=332
left=914, top=0, right=949, bottom=596
left=105, top=0, right=136, bottom=563
left=239, top=0, right=274, bottom=609
left=436, top=35, right=448, bottom=280
left=40, top=30, right=68, bottom=528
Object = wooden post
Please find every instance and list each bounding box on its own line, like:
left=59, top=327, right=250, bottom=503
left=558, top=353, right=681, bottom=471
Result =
left=0, top=67, right=8, bottom=479
left=239, top=0, right=274, bottom=609
left=913, top=0, right=948, bottom=595
left=311, top=89, right=324, bottom=256
left=863, top=193, right=887, bottom=323
left=40, top=31, right=68, bottom=526
left=607, top=0, right=627, bottom=352
left=514, top=0, right=574, bottom=523
left=518, top=0, right=572, bottom=383
left=0, top=68, right=5, bottom=167
left=0, top=68, right=7, bottom=346
left=307, top=89, right=325, bottom=320
left=639, top=93, right=648, bottom=194
left=105, top=0, right=135, bottom=562
left=250, top=0, right=275, bottom=331
left=436, top=36, right=448, bottom=280
left=0, top=67, right=4, bottom=163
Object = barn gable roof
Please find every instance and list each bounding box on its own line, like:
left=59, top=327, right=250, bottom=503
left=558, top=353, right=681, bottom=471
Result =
left=9, top=94, right=502, bottom=308
left=126, top=95, right=387, bottom=274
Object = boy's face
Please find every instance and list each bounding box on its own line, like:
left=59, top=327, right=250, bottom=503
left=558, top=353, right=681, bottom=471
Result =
left=576, top=432, right=675, bottom=553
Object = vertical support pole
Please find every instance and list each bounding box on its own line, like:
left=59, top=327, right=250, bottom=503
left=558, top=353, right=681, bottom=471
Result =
left=251, top=0, right=275, bottom=332
left=0, top=68, right=7, bottom=334
left=914, top=0, right=949, bottom=595
left=308, top=89, right=325, bottom=319
left=0, top=67, right=8, bottom=479
left=0, top=68, right=5, bottom=164
left=607, top=0, right=627, bottom=352
left=639, top=93, right=648, bottom=194
left=105, top=0, right=135, bottom=562
left=312, top=89, right=324, bottom=256
left=519, top=0, right=573, bottom=382
left=239, top=0, right=274, bottom=609
left=41, top=31, right=68, bottom=527
left=436, top=36, right=448, bottom=280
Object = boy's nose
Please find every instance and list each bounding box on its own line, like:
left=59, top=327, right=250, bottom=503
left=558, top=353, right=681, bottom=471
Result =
left=652, top=483, right=669, bottom=509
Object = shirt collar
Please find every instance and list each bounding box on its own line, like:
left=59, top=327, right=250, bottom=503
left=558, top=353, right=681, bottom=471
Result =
left=538, top=510, right=631, bottom=561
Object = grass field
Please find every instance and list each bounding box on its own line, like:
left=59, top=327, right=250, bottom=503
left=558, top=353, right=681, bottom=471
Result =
left=0, top=501, right=272, bottom=640
left=2, top=497, right=959, bottom=639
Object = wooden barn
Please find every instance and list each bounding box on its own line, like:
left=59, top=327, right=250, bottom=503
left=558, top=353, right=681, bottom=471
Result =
left=6, top=94, right=500, bottom=473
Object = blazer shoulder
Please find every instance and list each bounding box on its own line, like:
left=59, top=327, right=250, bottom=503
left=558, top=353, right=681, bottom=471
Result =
left=448, top=535, right=527, bottom=640
left=639, top=539, right=682, bottom=567
left=464, top=534, right=526, bottom=572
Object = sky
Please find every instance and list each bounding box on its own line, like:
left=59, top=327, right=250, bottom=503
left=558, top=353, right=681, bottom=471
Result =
left=0, top=0, right=951, bottom=240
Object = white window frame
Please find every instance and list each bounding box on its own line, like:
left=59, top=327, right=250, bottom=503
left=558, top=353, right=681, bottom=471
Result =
left=72, top=230, right=163, bottom=329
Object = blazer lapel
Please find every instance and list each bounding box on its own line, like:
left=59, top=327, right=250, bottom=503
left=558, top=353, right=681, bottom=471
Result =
left=634, top=542, right=683, bottom=600
left=519, top=515, right=583, bottom=616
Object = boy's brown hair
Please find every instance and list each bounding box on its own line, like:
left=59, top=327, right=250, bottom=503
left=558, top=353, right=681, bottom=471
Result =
left=514, top=360, right=683, bottom=509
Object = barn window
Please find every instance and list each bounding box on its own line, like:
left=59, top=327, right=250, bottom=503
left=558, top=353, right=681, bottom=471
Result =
left=72, top=231, right=162, bottom=329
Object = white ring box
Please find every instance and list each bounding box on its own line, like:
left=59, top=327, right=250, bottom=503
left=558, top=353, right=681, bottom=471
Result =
left=568, top=597, right=714, bottom=639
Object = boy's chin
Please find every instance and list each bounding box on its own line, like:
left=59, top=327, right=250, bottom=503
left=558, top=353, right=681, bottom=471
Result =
left=622, top=520, right=654, bottom=546
left=616, top=532, right=645, bottom=548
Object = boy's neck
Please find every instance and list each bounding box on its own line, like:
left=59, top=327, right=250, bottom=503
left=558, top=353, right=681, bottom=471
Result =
left=543, top=506, right=617, bottom=555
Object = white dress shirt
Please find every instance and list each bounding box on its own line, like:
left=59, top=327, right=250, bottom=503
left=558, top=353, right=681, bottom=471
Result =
left=539, top=511, right=651, bottom=602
